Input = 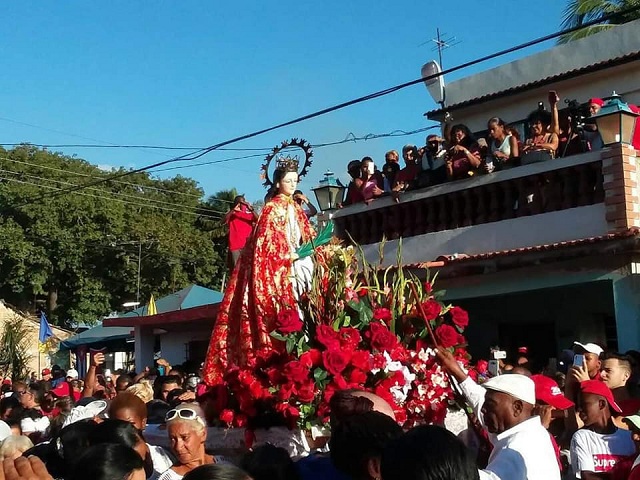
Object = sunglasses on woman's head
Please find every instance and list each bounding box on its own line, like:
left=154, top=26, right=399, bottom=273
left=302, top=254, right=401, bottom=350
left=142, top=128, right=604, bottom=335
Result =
left=165, top=408, right=206, bottom=426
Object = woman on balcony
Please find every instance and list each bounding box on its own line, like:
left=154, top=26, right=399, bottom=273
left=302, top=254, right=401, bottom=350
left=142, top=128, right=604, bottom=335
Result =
left=485, top=117, right=519, bottom=172
left=445, top=124, right=481, bottom=181
left=359, top=157, right=384, bottom=204
left=521, top=110, right=559, bottom=165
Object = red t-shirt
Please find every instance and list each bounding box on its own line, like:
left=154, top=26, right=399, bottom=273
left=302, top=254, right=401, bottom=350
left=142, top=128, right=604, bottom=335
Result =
left=227, top=207, right=255, bottom=251
left=630, top=105, right=640, bottom=151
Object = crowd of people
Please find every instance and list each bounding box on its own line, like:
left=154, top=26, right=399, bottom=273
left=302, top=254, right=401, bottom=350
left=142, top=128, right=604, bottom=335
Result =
left=0, top=341, right=637, bottom=479
left=343, top=91, right=640, bottom=206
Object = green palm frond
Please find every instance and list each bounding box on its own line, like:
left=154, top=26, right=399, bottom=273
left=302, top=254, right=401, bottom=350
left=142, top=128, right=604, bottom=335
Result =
left=296, top=222, right=334, bottom=258
left=558, top=0, right=640, bottom=43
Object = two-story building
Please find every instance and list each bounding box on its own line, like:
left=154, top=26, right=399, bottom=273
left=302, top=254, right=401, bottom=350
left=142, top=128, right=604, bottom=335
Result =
left=332, top=20, right=640, bottom=363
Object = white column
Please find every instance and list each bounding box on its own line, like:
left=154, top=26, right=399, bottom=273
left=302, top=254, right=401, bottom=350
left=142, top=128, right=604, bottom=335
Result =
left=134, top=325, right=154, bottom=372
left=613, top=274, right=640, bottom=352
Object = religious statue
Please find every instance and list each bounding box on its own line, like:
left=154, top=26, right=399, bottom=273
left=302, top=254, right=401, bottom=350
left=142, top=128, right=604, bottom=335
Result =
left=202, top=157, right=316, bottom=386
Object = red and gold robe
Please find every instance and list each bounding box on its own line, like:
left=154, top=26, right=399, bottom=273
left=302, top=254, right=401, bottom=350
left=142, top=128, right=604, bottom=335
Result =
left=202, top=194, right=315, bottom=386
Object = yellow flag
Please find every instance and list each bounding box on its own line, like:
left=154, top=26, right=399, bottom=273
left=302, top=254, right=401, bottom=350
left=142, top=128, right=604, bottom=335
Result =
left=147, top=295, right=158, bottom=316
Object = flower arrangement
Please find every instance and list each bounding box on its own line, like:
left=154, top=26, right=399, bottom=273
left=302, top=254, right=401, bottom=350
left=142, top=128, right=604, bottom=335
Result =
left=208, top=242, right=472, bottom=430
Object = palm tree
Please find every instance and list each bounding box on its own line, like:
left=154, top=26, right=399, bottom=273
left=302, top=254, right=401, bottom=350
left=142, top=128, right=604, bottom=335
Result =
left=559, top=0, right=640, bottom=43
left=196, top=188, right=239, bottom=239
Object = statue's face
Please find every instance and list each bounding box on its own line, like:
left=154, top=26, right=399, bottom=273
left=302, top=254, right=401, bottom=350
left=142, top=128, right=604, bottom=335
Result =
left=277, top=171, right=299, bottom=196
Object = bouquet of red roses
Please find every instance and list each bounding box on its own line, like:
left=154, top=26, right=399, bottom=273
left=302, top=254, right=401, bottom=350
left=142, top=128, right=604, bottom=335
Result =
left=211, top=243, right=472, bottom=430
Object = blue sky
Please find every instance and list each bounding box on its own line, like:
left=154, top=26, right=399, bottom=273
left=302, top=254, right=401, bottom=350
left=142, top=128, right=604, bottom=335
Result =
left=0, top=1, right=566, bottom=206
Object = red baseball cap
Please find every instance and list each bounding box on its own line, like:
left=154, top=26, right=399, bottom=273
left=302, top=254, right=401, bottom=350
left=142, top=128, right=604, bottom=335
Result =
left=531, top=375, right=573, bottom=410
left=589, top=98, right=605, bottom=107
left=50, top=382, right=71, bottom=398
left=581, top=379, right=622, bottom=413
left=41, top=368, right=51, bottom=376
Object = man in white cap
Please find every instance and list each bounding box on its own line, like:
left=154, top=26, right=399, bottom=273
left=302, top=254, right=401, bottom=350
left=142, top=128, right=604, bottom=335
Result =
left=437, top=349, right=560, bottom=480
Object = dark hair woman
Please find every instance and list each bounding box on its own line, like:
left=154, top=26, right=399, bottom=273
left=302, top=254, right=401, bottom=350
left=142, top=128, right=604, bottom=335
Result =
left=486, top=117, right=519, bottom=171
left=68, top=443, right=145, bottom=480
left=521, top=110, right=559, bottom=164
left=445, top=124, right=481, bottom=180
left=183, top=464, right=252, bottom=480
left=330, top=412, right=403, bottom=480
left=381, top=425, right=479, bottom=480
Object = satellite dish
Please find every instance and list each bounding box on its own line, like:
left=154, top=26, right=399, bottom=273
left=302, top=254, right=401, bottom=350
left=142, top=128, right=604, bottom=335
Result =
left=421, top=60, right=445, bottom=105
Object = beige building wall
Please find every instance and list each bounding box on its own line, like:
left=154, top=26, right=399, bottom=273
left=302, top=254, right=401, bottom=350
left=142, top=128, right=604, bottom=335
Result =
left=0, top=301, right=72, bottom=379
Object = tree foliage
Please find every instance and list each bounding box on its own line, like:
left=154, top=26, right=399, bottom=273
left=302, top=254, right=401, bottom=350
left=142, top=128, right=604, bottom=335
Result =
left=559, top=0, right=640, bottom=43
left=0, top=313, right=32, bottom=382
left=0, top=146, right=227, bottom=327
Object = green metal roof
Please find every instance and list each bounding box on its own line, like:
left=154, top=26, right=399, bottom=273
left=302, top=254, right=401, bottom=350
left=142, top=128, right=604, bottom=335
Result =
left=120, top=284, right=223, bottom=317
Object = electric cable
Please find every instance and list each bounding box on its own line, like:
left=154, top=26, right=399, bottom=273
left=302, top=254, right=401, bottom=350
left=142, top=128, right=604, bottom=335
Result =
left=13, top=6, right=640, bottom=207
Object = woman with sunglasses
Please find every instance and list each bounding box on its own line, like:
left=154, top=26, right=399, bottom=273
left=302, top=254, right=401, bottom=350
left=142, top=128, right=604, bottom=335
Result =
left=159, top=403, right=224, bottom=480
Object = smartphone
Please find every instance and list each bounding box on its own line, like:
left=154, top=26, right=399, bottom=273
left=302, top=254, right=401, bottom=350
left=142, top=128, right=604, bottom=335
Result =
left=573, top=354, right=585, bottom=368
left=158, top=366, right=166, bottom=376
left=488, top=360, right=500, bottom=377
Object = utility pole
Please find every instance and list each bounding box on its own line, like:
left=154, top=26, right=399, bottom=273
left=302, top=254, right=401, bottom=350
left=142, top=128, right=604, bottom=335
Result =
left=137, top=240, right=142, bottom=304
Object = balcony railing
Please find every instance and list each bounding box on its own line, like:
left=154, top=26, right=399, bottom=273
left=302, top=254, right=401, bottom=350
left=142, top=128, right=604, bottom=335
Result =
left=331, top=147, right=636, bottom=246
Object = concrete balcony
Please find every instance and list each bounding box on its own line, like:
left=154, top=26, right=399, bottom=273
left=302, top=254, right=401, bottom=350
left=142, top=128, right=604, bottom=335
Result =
left=332, top=144, right=640, bottom=267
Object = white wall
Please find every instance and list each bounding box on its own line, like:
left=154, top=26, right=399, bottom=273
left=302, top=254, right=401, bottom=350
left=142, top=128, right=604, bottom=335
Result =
left=362, top=204, right=608, bottom=267
left=159, top=328, right=210, bottom=366
left=443, top=19, right=640, bottom=107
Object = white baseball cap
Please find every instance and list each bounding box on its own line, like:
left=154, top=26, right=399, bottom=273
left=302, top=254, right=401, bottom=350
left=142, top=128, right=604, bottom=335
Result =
left=483, top=374, right=536, bottom=405
left=573, top=342, right=604, bottom=356
left=66, top=368, right=79, bottom=379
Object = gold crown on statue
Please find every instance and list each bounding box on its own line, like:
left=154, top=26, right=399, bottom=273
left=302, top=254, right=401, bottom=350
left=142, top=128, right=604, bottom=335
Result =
left=275, top=156, right=299, bottom=172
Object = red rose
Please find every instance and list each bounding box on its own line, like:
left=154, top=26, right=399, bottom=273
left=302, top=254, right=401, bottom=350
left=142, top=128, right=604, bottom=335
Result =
left=350, top=350, right=372, bottom=372
left=249, top=380, right=265, bottom=400
left=421, top=300, right=442, bottom=321
left=476, top=360, right=489, bottom=374
left=220, top=409, right=235, bottom=425
left=372, top=353, right=386, bottom=370
left=233, top=413, right=248, bottom=428
left=283, top=360, right=310, bottom=384
left=373, top=308, right=393, bottom=324
left=278, top=382, right=295, bottom=401
left=357, top=287, right=368, bottom=297
left=316, top=325, right=341, bottom=350
left=295, top=381, right=317, bottom=403
left=299, top=349, right=322, bottom=369
left=424, top=281, right=433, bottom=295
left=449, top=306, right=469, bottom=329
left=347, top=368, right=368, bottom=385
left=265, top=367, right=282, bottom=385
left=366, top=323, right=398, bottom=353
left=339, top=327, right=361, bottom=351
left=435, top=324, right=460, bottom=348
left=275, top=309, right=304, bottom=334
left=323, top=350, right=352, bottom=376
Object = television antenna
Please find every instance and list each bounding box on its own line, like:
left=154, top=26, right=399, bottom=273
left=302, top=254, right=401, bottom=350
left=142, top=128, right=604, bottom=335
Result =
left=419, top=28, right=460, bottom=69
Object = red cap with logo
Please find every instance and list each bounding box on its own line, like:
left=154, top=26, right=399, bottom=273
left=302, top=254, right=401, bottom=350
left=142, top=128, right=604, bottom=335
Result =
left=589, top=98, right=605, bottom=107
left=531, top=375, right=574, bottom=410
left=41, top=368, right=51, bottom=376
left=580, top=379, right=622, bottom=413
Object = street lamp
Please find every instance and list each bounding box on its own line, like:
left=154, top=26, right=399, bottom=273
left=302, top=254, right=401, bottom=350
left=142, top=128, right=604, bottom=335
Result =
left=312, top=171, right=346, bottom=212
left=591, top=92, right=639, bottom=146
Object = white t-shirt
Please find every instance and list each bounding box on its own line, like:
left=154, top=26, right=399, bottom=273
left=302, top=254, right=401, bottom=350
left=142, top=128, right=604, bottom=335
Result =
left=570, top=427, right=635, bottom=478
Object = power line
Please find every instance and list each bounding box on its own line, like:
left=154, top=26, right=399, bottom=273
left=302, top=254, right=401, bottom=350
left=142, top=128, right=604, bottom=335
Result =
left=0, top=157, right=228, bottom=215
left=149, top=127, right=438, bottom=174
left=13, top=6, right=640, bottom=207
left=0, top=174, right=223, bottom=219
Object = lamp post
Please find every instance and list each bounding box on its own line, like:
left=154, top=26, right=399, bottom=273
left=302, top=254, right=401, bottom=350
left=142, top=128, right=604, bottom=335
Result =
left=312, top=171, right=346, bottom=228
left=591, top=92, right=639, bottom=146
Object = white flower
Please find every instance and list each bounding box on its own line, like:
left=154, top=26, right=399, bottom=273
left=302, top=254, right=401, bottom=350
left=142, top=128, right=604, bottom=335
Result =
left=374, top=352, right=416, bottom=404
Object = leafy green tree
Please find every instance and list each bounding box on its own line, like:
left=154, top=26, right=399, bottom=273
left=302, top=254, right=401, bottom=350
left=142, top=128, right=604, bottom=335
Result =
left=559, top=0, right=640, bottom=43
left=0, top=313, right=32, bottom=382
left=0, top=146, right=227, bottom=327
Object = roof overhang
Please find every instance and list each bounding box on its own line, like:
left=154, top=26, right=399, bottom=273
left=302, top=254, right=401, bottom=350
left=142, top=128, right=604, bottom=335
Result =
left=104, top=303, right=220, bottom=328
left=425, top=52, right=640, bottom=119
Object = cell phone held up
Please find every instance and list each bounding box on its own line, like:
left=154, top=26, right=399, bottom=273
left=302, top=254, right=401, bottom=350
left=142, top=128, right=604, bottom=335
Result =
left=573, top=354, right=585, bottom=368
